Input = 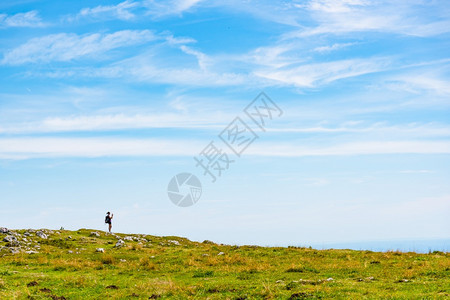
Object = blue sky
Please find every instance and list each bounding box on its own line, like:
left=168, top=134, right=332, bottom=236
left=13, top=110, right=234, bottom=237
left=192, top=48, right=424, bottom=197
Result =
left=0, top=0, right=449, bottom=249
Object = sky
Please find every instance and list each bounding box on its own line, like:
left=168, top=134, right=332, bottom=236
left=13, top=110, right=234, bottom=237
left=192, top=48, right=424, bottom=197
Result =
left=0, top=0, right=449, bottom=251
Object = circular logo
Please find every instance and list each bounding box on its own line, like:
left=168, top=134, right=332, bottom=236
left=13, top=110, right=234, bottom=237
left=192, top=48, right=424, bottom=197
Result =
left=167, top=173, right=202, bottom=207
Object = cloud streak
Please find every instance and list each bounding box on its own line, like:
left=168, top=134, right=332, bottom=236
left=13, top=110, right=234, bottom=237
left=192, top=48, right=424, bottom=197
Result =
left=69, top=0, right=139, bottom=21
left=1, top=137, right=449, bottom=160
left=2, top=30, right=156, bottom=65
left=0, top=10, right=44, bottom=28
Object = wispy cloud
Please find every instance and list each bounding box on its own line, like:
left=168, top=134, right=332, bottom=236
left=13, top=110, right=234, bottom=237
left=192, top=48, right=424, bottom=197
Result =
left=68, top=0, right=140, bottom=21
left=0, top=10, right=44, bottom=28
left=143, top=0, right=204, bottom=17
left=2, top=30, right=156, bottom=65
left=254, top=57, right=390, bottom=87
left=313, top=42, right=355, bottom=53
left=1, top=138, right=449, bottom=160
left=383, top=74, right=450, bottom=96
left=289, top=0, right=450, bottom=37
left=0, top=138, right=202, bottom=159
left=0, top=113, right=228, bottom=134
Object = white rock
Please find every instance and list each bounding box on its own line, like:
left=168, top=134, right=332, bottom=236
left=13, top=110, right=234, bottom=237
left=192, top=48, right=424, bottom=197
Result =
left=3, top=235, right=17, bottom=243
left=36, top=231, right=48, bottom=239
left=96, top=248, right=105, bottom=253
left=115, top=240, right=125, bottom=248
left=123, top=236, right=134, bottom=241
left=217, top=252, right=225, bottom=256
left=326, top=278, right=334, bottom=281
left=25, top=250, right=38, bottom=254
left=90, top=232, right=100, bottom=237
left=168, top=240, right=180, bottom=245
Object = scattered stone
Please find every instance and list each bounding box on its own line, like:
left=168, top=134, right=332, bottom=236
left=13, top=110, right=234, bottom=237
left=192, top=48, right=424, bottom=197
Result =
left=0, top=227, right=8, bottom=234
left=202, top=240, right=215, bottom=244
left=96, top=248, right=105, bottom=253
left=289, top=292, right=313, bottom=299
left=119, top=259, right=127, bottom=262
left=367, top=276, right=374, bottom=280
left=3, top=235, right=20, bottom=247
left=123, top=236, right=134, bottom=241
left=276, top=280, right=284, bottom=283
left=67, top=250, right=73, bottom=254
left=3, top=235, right=17, bottom=243
left=397, top=279, right=409, bottom=283
left=23, top=231, right=31, bottom=236
left=202, top=253, right=209, bottom=257
left=106, top=285, right=119, bottom=289
left=218, top=252, right=225, bottom=256
left=90, top=232, right=100, bottom=237
left=25, top=250, right=39, bottom=254
left=326, top=277, right=334, bottom=281
left=168, top=240, right=180, bottom=245
left=36, top=231, right=48, bottom=239
left=115, top=240, right=125, bottom=248
left=66, top=236, right=72, bottom=240
left=27, top=281, right=39, bottom=287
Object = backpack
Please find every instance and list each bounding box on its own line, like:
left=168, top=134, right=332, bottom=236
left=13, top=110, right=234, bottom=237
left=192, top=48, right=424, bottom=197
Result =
left=105, top=216, right=111, bottom=223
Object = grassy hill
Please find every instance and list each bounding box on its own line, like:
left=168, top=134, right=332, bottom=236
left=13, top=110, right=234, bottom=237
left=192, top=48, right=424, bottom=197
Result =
left=0, top=228, right=449, bottom=299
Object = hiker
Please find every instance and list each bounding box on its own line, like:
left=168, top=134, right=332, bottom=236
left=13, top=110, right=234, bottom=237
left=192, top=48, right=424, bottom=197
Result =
left=105, top=212, right=114, bottom=233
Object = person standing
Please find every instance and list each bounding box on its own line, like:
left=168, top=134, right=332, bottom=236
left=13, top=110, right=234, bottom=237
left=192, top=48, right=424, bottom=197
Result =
left=105, top=212, right=114, bottom=233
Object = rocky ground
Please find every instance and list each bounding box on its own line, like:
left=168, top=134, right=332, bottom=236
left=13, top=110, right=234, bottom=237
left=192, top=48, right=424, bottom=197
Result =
left=0, top=227, right=449, bottom=299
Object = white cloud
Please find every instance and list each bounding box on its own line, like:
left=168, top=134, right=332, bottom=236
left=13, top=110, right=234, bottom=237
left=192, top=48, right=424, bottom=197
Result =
left=143, top=0, right=204, bottom=17
left=0, top=10, right=44, bottom=28
left=71, top=0, right=139, bottom=21
left=2, top=30, right=156, bottom=65
left=179, top=45, right=211, bottom=70
left=254, top=58, right=389, bottom=87
left=384, top=74, right=450, bottom=96
left=0, top=113, right=228, bottom=134
left=289, top=0, right=450, bottom=37
left=0, top=138, right=202, bottom=159
left=313, top=42, right=355, bottom=53
left=1, top=138, right=449, bottom=160
left=248, top=140, right=450, bottom=157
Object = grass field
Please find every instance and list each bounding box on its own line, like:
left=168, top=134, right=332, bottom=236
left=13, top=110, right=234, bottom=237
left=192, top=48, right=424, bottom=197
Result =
left=0, top=228, right=449, bottom=299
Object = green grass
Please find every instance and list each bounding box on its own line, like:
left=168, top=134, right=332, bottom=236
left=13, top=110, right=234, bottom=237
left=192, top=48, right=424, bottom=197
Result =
left=0, top=228, right=449, bottom=299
